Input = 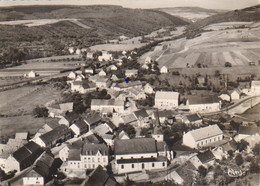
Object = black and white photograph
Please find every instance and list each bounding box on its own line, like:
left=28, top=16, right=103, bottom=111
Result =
left=0, top=0, right=259, bottom=185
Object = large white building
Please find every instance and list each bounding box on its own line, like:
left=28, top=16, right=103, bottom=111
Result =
left=251, top=80, right=260, bottom=95
left=183, top=124, right=223, bottom=149
left=186, top=96, right=220, bottom=113
left=91, top=99, right=124, bottom=114
left=154, top=91, right=179, bottom=109
left=114, top=138, right=168, bottom=174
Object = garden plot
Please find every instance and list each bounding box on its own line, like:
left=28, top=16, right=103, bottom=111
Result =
left=223, top=52, right=237, bottom=65
left=241, top=51, right=260, bottom=62
left=183, top=53, right=201, bottom=67
left=229, top=51, right=245, bottom=66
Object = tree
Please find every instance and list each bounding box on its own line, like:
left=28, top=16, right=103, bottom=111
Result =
left=198, top=165, right=207, bottom=177
left=227, top=150, right=234, bottom=158
left=225, top=62, right=232, bottom=67
left=237, top=139, right=249, bottom=152
left=235, top=154, right=244, bottom=166
left=118, top=123, right=136, bottom=138
left=0, top=168, right=7, bottom=181
left=252, top=143, right=260, bottom=155
left=249, top=160, right=260, bottom=173
left=33, top=106, right=48, bottom=118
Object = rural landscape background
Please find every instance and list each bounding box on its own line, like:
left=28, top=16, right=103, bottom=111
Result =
left=0, top=1, right=259, bottom=185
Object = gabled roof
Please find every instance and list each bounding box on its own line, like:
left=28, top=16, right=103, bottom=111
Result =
left=156, top=110, right=173, bottom=118
left=116, top=80, right=142, bottom=89
left=121, top=114, right=137, bottom=124
left=15, top=132, right=28, bottom=140
left=84, top=134, right=104, bottom=144
left=104, top=120, right=117, bottom=131
left=125, top=69, right=138, bottom=74
left=82, top=165, right=117, bottom=186
left=64, top=112, right=80, bottom=124
left=33, top=152, right=55, bottom=178
left=39, top=125, right=71, bottom=145
left=187, top=96, right=219, bottom=104
left=94, top=124, right=110, bottom=135
left=59, top=102, right=73, bottom=112
left=118, top=131, right=129, bottom=139
left=186, top=113, right=201, bottom=122
left=68, top=149, right=81, bottom=161
left=155, top=91, right=179, bottom=100
left=156, top=141, right=169, bottom=152
left=73, top=119, right=88, bottom=132
left=114, top=138, right=157, bottom=155
left=81, top=143, right=108, bottom=156
left=197, top=150, right=215, bottom=164
left=91, top=99, right=124, bottom=107
left=84, top=113, right=102, bottom=126
left=238, top=126, right=260, bottom=135
left=134, top=109, right=149, bottom=118
left=187, top=124, right=223, bottom=142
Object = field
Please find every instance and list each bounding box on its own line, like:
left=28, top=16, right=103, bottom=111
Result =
left=0, top=85, right=62, bottom=115
left=142, top=22, right=260, bottom=70
left=0, top=116, right=58, bottom=138
left=240, top=103, right=260, bottom=121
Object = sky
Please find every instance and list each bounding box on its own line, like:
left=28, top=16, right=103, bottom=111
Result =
left=0, top=0, right=259, bottom=9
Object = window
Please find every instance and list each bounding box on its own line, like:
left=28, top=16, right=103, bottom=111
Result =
left=131, top=157, right=133, bottom=159
left=103, top=158, right=106, bottom=162
left=141, top=156, right=143, bottom=159
left=92, top=158, right=94, bottom=162
left=121, top=165, right=124, bottom=169
left=121, top=157, right=123, bottom=159
left=162, top=162, right=165, bottom=167
left=93, top=164, right=95, bottom=168
left=98, top=158, right=100, bottom=162
left=142, top=163, right=145, bottom=169
left=152, top=163, right=155, bottom=167
left=85, top=164, right=87, bottom=168
left=201, top=141, right=203, bottom=145
left=132, top=164, right=134, bottom=168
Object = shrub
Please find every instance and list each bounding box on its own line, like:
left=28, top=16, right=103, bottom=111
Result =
left=235, top=154, right=244, bottom=166
left=33, top=106, right=48, bottom=118
left=198, top=165, right=207, bottom=177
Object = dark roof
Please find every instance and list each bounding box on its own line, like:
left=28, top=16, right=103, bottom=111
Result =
left=64, top=112, right=80, bottom=124
left=34, top=152, right=55, bottom=178
left=104, top=120, right=117, bottom=130
left=117, top=157, right=167, bottom=164
left=197, top=150, right=215, bottom=164
left=84, top=134, right=104, bottom=144
left=13, top=141, right=43, bottom=163
left=84, top=113, right=102, bottom=126
left=74, top=119, right=89, bottom=132
left=81, top=143, right=108, bottom=156
left=134, top=109, right=149, bottom=118
left=238, top=126, right=260, bottom=135
left=156, top=141, right=169, bottom=152
left=83, top=165, right=117, bottom=186
left=39, top=125, right=71, bottom=145
left=114, top=138, right=157, bottom=155
left=68, top=149, right=81, bottom=161
left=186, top=113, right=201, bottom=122
left=82, top=80, right=96, bottom=89
left=156, top=110, right=173, bottom=118
left=187, top=96, right=219, bottom=104
left=46, top=120, right=59, bottom=129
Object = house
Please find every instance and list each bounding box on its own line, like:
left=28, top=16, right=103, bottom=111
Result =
left=197, top=76, right=205, bottom=85
left=59, top=102, right=74, bottom=113
left=70, top=119, right=89, bottom=137
left=68, top=47, right=75, bottom=54
left=84, top=133, right=104, bottom=144
left=154, top=91, right=179, bottom=109
left=133, top=109, right=150, bottom=127
left=86, top=52, right=94, bottom=59
left=75, top=74, right=86, bottom=82
left=144, top=83, right=154, bottom=94
left=118, top=131, right=130, bottom=140
left=98, top=51, right=113, bottom=61
left=91, top=99, right=124, bottom=114
left=145, top=57, right=152, bottom=64
left=183, top=124, right=223, bottom=149
left=183, top=113, right=202, bottom=126
left=94, top=124, right=112, bottom=136
left=160, top=66, right=168, bottom=74
left=122, top=50, right=127, bottom=55
left=231, top=88, right=242, bottom=101
left=85, top=67, right=94, bottom=74
left=35, top=125, right=72, bottom=148
left=71, top=80, right=96, bottom=94
left=15, top=132, right=29, bottom=140
left=58, top=112, right=80, bottom=126
left=186, top=96, right=220, bottom=113
left=120, top=113, right=138, bottom=126
left=101, top=134, right=114, bottom=146
left=141, top=64, right=149, bottom=70
left=68, top=71, right=77, bottom=80
left=24, top=71, right=38, bottom=78
left=125, top=69, right=138, bottom=78
left=189, top=150, right=215, bottom=169
left=119, top=35, right=129, bottom=41
left=128, top=87, right=146, bottom=100
left=154, top=110, right=174, bottom=124
left=110, top=74, right=119, bottom=82
left=234, top=126, right=260, bottom=145
left=251, top=80, right=260, bottom=95
left=80, top=165, right=118, bottom=186
left=5, top=142, right=43, bottom=172
left=108, top=65, right=118, bottom=71
left=219, top=94, right=231, bottom=102
left=89, top=75, right=111, bottom=88
left=114, top=138, right=168, bottom=174
left=84, top=113, right=102, bottom=130
left=76, top=48, right=81, bottom=55
left=33, top=120, right=60, bottom=139
left=22, top=152, right=55, bottom=185
left=98, top=69, right=107, bottom=76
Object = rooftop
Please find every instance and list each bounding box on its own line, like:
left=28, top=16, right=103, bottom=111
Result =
left=155, top=91, right=179, bottom=100
left=114, top=138, right=157, bottom=155
left=238, top=126, right=260, bottom=135
left=187, top=96, right=219, bottom=104
left=197, top=150, right=215, bottom=164
left=81, top=143, right=108, bottom=156
left=68, top=149, right=81, bottom=161
left=91, top=99, right=124, bottom=107
left=39, top=125, right=71, bottom=144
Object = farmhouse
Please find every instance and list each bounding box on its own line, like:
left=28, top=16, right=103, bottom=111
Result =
left=84, top=113, right=102, bottom=130
left=144, top=83, right=154, bottom=94
left=98, top=51, right=113, bottom=61
left=35, top=125, right=72, bottom=148
left=70, top=119, right=89, bottom=137
left=251, top=80, right=260, bottom=95
left=183, top=124, right=223, bottom=149
left=154, top=91, right=179, bottom=109
left=125, top=69, right=138, bottom=78
left=114, top=138, right=168, bottom=174
left=91, top=99, right=124, bottom=114
left=186, top=96, right=220, bottom=113
left=71, top=80, right=96, bottom=94
left=189, top=150, right=215, bottom=169
left=5, top=142, right=43, bottom=172
left=219, top=94, right=231, bottom=102
left=68, top=71, right=77, bottom=79
left=24, top=71, right=38, bottom=78
left=231, top=88, right=242, bottom=101
left=160, top=66, right=168, bottom=74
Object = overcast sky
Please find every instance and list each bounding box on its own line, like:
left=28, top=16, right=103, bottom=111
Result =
left=0, top=0, right=259, bottom=9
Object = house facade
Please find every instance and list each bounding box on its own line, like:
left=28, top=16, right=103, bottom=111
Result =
left=183, top=124, right=223, bottom=149
left=91, top=99, right=124, bottom=114
left=154, top=91, right=179, bottom=109
left=186, top=96, right=220, bottom=113
left=251, top=80, right=260, bottom=95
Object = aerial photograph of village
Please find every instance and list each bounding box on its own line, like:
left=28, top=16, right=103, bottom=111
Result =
left=0, top=0, right=259, bottom=185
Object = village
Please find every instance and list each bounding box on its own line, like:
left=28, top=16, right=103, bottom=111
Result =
left=0, top=44, right=260, bottom=186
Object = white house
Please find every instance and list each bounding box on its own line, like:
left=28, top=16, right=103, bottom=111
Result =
left=154, top=91, right=179, bottom=109
left=98, top=51, right=113, bottom=61
left=160, top=66, right=168, bottom=74
left=251, top=80, right=260, bottom=95
left=71, top=80, right=96, bottom=94
left=118, top=131, right=130, bottom=140
left=183, top=124, right=223, bottom=149
left=86, top=52, right=94, bottom=59
left=91, top=99, right=124, bottom=114
left=76, top=48, right=81, bottom=55
left=125, top=69, right=138, bottom=78
left=68, top=47, right=74, bottom=54
left=219, top=94, right=231, bottom=102
left=231, top=89, right=241, bottom=101
left=24, top=71, right=38, bottom=78
left=85, top=68, right=94, bottom=74
left=114, top=138, right=168, bottom=174
left=98, top=69, right=107, bottom=76
left=141, top=64, right=149, bottom=70
left=128, top=88, right=146, bottom=100
left=70, top=119, right=89, bottom=137
left=144, top=83, right=154, bottom=94
left=145, top=56, right=152, bottom=64
left=108, top=65, right=118, bottom=71
left=68, top=71, right=77, bottom=80
left=186, top=96, right=220, bottom=113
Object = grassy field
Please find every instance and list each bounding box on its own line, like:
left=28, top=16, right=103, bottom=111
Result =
left=147, top=22, right=260, bottom=69
left=0, top=85, right=62, bottom=115
left=0, top=116, right=58, bottom=138
left=240, top=103, right=260, bottom=121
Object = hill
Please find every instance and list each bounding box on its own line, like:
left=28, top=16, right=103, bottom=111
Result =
left=187, top=5, right=260, bottom=31
left=0, top=5, right=188, bottom=60
left=156, top=7, right=225, bottom=22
